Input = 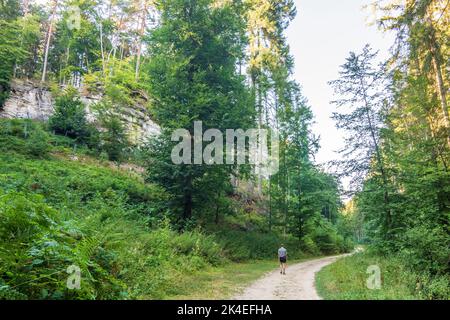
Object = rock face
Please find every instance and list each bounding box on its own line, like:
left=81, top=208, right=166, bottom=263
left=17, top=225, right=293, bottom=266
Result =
left=0, top=79, right=160, bottom=144
left=0, top=79, right=53, bottom=121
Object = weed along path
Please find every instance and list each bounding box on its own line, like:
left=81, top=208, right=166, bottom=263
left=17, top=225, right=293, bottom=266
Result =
left=233, top=255, right=346, bottom=300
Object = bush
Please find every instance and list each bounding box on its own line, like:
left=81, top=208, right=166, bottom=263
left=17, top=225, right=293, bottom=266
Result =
left=313, top=228, right=338, bottom=254
left=415, top=273, right=450, bottom=300
left=214, top=230, right=308, bottom=261
left=310, top=218, right=352, bottom=255
left=99, top=113, right=129, bottom=162
left=300, top=235, right=320, bottom=255
left=398, top=225, right=449, bottom=275
left=0, top=119, right=50, bottom=158
left=171, top=231, right=225, bottom=266
left=48, top=88, right=99, bottom=146
left=25, top=126, right=51, bottom=158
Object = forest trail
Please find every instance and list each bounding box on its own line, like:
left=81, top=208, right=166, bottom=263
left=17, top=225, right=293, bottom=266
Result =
left=233, top=255, right=347, bottom=300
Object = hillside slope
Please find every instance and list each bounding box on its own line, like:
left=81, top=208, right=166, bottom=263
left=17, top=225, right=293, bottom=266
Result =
left=0, top=119, right=350, bottom=299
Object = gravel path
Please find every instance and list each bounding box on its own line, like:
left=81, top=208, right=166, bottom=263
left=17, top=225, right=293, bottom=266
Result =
left=233, top=255, right=346, bottom=300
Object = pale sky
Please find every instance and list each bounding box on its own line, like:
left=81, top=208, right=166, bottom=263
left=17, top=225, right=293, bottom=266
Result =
left=286, top=0, right=394, bottom=177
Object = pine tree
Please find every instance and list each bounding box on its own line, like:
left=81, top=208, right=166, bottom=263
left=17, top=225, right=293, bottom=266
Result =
left=330, top=45, right=393, bottom=233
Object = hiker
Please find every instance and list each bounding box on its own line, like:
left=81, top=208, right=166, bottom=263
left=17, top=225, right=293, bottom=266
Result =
left=278, top=245, right=287, bottom=275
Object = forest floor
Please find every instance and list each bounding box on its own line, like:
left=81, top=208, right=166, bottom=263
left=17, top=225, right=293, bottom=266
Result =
left=232, top=255, right=347, bottom=300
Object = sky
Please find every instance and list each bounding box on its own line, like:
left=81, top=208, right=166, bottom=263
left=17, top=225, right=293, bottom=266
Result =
left=286, top=0, right=394, bottom=182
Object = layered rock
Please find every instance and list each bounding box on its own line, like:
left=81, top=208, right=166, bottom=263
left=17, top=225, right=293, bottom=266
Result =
left=0, top=79, right=160, bottom=144
left=1, top=79, right=53, bottom=121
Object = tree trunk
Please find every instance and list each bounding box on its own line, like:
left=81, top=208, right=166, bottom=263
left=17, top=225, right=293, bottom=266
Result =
left=427, top=21, right=450, bottom=147
left=215, top=197, right=220, bottom=225
left=99, top=23, right=106, bottom=76
left=257, top=83, right=263, bottom=195
left=23, top=0, right=30, bottom=15
left=283, top=142, right=288, bottom=237
left=42, top=0, right=58, bottom=83
left=183, top=192, right=192, bottom=221
left=256, top=29, right=263, bottom=196
left=360, top=78, right=392, bottom=230
left=430, top=47, right=450, bottom=147
left=268, top=176, right=272, bottom=231
left=135, top=1, right=148, bottom=81
left=183, top=176, right=193, bottom=222
left=297, top=178, right=302, bottom=241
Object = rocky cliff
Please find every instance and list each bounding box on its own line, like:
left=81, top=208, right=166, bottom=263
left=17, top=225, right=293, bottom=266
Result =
left=0, top=79, right=160, bottom=144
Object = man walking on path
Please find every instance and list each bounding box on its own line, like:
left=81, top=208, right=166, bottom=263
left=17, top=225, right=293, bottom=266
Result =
left=278, top=245, right=287, bottom=275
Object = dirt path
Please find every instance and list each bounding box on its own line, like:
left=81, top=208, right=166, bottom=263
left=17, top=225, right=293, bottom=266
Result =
left=233, top=255, right=346, bottom=300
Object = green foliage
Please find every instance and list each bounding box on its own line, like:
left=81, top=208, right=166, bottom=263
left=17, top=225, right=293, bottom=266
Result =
left=25, top=126, right=51, bottom=158
left=99, top=113, right=129, bottom=163
left=170, top=231, right=225, bottom=266
left=1, top=125, right=296, bottom=299
left=6, top=0, right=442, bottom=301
left=398, top=225, right=449, bottom=275
left=48, top=92, right=134, bottom=162
left=48, top=88, right=99, bottom=147
left=0, top=0, right=22, bottom=20
left=311, top=219, right=350, bottom=254
left=331, top=23, right=449, bottom=296
left=0, top=129, right=233, bottom=299
left=215, top=230, right=300, bottom=261
left=0, top=124, right=355, bottom=299
left=48, top=0, right=103, bottom=83
left=299, top=235, right=320, bottom=255
left=316, top=251, right=450, bottom=300
left=0, top=21, right=26, bottom=106
left=0, top=10, right=40, bottom=106
left=0, top=119, right=50, bottom=158
left=0, top=190, right=126, bottom=300
left=85, top=58, right=145, bottom=106
left=145, top=0, right=255, bottom=226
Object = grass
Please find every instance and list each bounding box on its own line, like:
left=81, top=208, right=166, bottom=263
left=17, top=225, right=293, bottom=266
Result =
left=316, top=252, right=420, bottom=300
left=164, top=260, right=277, bottom=300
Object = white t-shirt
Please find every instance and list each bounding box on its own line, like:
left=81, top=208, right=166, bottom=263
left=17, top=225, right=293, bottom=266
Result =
left=278, top=247, right=287, bottom=258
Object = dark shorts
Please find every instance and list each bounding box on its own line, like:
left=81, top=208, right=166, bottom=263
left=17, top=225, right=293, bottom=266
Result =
left=279, top=256, right=286, bottom=263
